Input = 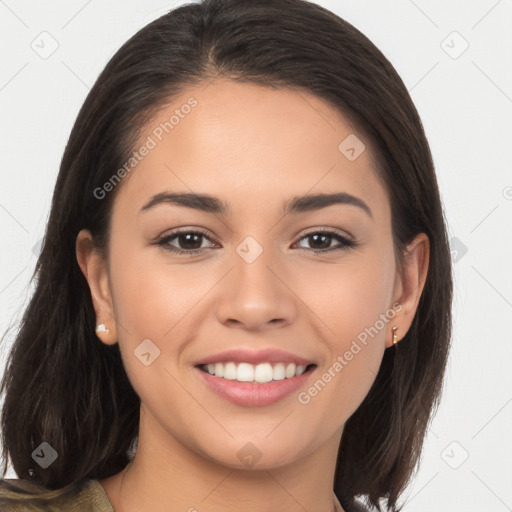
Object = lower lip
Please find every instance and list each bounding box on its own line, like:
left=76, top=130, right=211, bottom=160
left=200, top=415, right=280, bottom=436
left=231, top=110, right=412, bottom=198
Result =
left=195, top=366, right=316, bottom=407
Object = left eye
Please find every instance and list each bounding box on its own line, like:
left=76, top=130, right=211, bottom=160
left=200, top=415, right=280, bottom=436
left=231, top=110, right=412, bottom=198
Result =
left=294, top=231, right=356, bottom=252
left=154, top=229, right=357, bottom=255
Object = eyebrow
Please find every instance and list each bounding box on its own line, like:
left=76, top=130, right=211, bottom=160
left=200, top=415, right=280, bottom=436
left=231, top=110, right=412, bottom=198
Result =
left=140, top=191, right=373, bottom=218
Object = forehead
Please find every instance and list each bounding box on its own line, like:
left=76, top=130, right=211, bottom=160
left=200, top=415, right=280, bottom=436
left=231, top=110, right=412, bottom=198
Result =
left=112, top=78, right=389, bottom=220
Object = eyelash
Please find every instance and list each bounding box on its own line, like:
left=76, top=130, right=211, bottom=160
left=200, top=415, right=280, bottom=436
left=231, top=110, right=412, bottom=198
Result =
left=153, top=227, right=359, bottom=256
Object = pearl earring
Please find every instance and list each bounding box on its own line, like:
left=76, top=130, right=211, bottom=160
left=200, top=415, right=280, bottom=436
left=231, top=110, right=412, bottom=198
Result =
left=96, top=323, right=110, bottom=334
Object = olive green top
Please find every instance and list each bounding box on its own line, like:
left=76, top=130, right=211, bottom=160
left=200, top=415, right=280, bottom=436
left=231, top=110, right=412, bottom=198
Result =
left=0, top=478, right=114, bottom=511
left=0, top=478, right=357, bottom=511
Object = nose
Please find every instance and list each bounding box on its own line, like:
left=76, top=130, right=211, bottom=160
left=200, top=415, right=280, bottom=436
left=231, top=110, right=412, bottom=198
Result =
left=215, top=244, right=298, bottom=331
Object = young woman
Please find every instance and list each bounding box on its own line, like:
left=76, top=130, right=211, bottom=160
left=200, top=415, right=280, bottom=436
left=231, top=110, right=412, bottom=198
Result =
left=0, top=0, right=452, bottom=510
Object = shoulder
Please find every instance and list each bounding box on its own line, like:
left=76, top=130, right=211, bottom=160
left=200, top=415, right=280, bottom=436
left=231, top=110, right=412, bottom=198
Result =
left=0, top=478, right=114, bottom=511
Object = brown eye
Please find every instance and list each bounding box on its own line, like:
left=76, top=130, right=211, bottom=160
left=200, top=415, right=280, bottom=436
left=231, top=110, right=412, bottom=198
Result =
left=295, top=230, right=357, bottom=252
left=155, top=229, right=217, bottom=255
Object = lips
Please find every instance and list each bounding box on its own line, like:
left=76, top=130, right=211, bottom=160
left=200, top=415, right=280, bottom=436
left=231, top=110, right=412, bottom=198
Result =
left=194, top=363, right=317, bottom=407
left=194, top=347, right=315, bottom=367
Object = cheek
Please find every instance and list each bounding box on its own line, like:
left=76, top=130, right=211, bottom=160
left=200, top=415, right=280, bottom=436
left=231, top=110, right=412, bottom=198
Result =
left=294, top=245, right=396, bottom=342
left=108, top=249, right=204, bottom=406
left=292, top=249, right=395, bottom=416
left=106, top=248, right=183, bottom=390
left=295, top=279, right=389, bottom=433
left=110, top=243, right=211, bottom=336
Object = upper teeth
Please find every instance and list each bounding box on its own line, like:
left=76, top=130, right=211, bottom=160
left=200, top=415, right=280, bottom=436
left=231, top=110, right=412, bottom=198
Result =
left=204, top=362, right=308, bottom=383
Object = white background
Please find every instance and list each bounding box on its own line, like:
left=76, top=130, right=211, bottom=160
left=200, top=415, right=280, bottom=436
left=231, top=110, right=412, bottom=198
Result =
left=0, top=1, right=511, bottom=511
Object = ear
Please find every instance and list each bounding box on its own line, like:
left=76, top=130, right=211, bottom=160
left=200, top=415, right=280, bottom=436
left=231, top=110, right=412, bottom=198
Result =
left=387, top=232, right=430, bottom=348
left=76, top=229, right=118, bottom=345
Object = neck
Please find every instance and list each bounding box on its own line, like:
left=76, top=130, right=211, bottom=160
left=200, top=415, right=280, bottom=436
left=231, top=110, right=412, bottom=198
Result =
left=100, top=404, right=346, bottom=512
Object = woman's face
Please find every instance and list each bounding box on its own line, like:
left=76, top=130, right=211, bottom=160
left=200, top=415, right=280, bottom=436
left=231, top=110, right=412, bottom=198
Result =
left=79, top=78, right=425, bottom=470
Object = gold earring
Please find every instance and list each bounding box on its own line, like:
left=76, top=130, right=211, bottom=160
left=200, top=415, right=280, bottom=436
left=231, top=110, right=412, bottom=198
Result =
left=96, top=323, right=110, bottom=334
left=392, top=326, right=399, bottom=345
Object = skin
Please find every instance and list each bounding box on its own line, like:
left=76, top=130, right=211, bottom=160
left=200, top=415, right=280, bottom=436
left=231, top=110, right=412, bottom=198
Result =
left=76, top=78, right=429, bottom=512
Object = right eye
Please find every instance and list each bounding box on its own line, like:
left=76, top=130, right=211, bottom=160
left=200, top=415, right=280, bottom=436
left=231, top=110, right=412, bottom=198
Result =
left=154, top=228, right=218, bottom=256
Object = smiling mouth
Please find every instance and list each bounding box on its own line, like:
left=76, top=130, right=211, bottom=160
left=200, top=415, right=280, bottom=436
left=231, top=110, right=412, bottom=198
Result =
left=197, top=362, right=317, bottom=383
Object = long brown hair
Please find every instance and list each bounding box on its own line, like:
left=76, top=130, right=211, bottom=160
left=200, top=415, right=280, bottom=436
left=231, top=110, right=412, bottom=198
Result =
left=0, top=1, right=452, bottom=510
